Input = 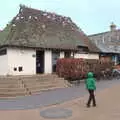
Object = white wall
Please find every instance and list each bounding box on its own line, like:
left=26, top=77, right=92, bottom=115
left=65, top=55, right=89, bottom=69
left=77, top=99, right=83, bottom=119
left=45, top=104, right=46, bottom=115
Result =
left=74, top=53, right=88, bottom=59
left=44, top=50, right=52, bottom=74
left=5, top=47, right=99, bottom=76
left=74, top=53, right=99, bottom=59
left=0, top=53, right=8, bottom=75
left=7, top=48, right=36, bottom=75
left=87, top=53, right=99, bottom=59
left=60, top=51, right=64, bottom=58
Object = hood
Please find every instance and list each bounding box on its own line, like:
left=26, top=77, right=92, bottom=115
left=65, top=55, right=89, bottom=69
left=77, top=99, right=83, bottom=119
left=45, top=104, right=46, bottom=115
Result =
left=87, top=72, right=94, bottom=78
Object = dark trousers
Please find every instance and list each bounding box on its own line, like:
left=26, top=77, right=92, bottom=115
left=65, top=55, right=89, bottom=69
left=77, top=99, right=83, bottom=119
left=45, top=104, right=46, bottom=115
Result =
left=87, top=90, right=96, bottom=106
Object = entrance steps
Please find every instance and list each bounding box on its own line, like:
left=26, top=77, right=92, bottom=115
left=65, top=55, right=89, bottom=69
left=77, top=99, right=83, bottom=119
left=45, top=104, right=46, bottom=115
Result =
left=0, top=74, right=68, bottom=98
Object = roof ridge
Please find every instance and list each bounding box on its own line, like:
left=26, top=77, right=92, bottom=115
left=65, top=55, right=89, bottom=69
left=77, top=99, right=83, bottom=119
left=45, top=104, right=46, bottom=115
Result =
left=19, top=5, right=71, bottom=20
left=88, top=29, right=120, bottom=37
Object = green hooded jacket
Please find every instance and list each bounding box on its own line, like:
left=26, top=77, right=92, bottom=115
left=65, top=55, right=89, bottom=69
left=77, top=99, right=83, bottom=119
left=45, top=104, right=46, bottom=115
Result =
left=85, top=72, right=96, bottom=90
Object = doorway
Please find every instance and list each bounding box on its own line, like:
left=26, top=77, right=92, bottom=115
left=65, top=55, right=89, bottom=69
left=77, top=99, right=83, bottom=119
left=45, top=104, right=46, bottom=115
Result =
left=52, top=51, right=60, bottom=72
left=36, top=51, right=44, bottom=74
left=64, top=51, right=71, bottom=58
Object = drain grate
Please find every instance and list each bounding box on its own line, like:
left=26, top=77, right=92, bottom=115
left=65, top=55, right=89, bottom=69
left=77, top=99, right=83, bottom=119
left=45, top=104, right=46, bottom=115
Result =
left=40, top=108, right=72, bottom=119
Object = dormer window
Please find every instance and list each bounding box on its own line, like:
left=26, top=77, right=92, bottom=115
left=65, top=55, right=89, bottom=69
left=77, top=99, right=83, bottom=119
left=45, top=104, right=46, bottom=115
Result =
left=77, top=46, right=89, bottom=53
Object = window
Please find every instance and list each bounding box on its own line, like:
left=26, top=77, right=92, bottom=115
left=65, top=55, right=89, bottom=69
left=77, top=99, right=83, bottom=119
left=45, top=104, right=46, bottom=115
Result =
left=14, top=67, right=17, bottom=71
left=18, top=66, right=23, bottom=72
left=0, top=49, right=7, bottom=56
left=77, top=46, right=89, bottom=53
left=65, top=52, right=71, bottom=58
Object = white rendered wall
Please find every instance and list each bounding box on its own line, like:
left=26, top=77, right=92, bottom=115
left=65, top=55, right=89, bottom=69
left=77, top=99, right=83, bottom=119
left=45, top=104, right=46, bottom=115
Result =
left=74, top=53, right=99, bottom=59
left=7, top=48, right=36, bottom=75
left=44, top=50, right=52, bottom=74
left=87, top=54, right=99, bottom=59
left=0, top=53, right=8, bottom=75
left=74, top=53, right=88, bottom=59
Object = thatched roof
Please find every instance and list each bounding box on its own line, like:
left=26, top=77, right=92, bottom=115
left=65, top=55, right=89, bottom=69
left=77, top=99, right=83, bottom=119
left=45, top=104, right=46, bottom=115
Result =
left=0, top=5, right=99, bottom=52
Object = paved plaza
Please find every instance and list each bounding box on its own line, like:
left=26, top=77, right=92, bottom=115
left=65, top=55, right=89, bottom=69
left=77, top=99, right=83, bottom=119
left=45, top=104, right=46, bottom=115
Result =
left=0, top=79, right=120, bottom=120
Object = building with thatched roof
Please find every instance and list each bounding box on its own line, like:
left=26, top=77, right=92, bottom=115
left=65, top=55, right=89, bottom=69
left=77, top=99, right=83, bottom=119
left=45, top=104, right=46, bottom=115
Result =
left=0, top=5, right=99, bottom=75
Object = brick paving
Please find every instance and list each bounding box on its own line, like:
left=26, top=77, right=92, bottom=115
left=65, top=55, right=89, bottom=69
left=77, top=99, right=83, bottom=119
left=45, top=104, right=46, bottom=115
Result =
left=39, top=84, right=120, bottom=120
left=0, top=83, right=120, bottom=120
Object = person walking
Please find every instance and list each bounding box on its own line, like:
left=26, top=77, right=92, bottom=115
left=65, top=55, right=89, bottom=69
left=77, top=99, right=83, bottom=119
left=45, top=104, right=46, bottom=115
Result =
left=85, top=72, right=96, bottom=107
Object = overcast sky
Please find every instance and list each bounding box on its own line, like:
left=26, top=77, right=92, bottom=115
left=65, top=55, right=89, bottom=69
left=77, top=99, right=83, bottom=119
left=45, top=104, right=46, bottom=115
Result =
left=0, top=0, right=120, bottom=35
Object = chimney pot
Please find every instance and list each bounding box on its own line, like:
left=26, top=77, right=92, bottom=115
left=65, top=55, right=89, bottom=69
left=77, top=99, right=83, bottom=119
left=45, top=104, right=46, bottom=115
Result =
left=110, top=22, right=116, bottom=31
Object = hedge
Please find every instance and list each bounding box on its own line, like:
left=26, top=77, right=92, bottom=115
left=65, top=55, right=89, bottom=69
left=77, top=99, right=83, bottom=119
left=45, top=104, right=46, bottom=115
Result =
left=56, top=58, right=113, bottom=80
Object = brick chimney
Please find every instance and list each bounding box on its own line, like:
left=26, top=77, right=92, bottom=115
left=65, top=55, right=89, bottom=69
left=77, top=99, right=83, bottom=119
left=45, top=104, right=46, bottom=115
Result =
left=110, top=22, right=116, bottom=31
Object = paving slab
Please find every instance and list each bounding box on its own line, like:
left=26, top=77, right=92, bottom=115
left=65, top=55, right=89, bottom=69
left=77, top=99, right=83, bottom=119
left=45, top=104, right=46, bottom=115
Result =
left=40, top=108, right=72, bottom=119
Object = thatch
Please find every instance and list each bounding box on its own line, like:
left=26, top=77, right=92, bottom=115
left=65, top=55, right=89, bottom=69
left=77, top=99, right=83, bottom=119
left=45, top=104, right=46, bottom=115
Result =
left=0, top=5, right=99, bottom=52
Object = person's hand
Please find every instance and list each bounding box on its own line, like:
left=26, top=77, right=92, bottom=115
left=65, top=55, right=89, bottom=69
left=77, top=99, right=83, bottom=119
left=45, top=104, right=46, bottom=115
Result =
left=94, top=91, right=96, bottom=95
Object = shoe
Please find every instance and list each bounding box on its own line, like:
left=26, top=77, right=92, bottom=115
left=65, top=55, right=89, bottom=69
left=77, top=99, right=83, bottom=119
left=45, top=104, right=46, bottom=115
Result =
left=93, top=104, right=96, bottom=107
left=86, top=104, right=90, bottom=108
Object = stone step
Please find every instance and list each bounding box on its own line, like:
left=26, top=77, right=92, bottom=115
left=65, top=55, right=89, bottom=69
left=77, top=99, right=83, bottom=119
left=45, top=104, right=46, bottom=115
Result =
left=14, top=74, right=58, bottom=79
left=0, top=74, right=66, bottom=97
left=0, top=80, right=20, bottom=84
left=22, top=79, right=56, bottom=83
left=0, top=83, right=21, bottom=87
left=0, top=75, right=58, bottom=80
left=23, top=80, right=63, bottom=85
left=30, top=86, right=65, bottom=94
left=0, top=84, right=21, bottom=88
left=0, top=80, right=60, bottom=84
left=0, top=91, right=27, bottom=97
left=22, top=77, right=64, bottom=82
left=22, top=76, right=59, bottom=80
left=0, top=75, right=62, bottom=81
left=0, top=80, right=65, bottom=88
left=0, top=77, right=20, bottom=81
left=24, top=80, right=65, bottom=88
left=26, top=82, right=65, bottom=92
left=0, top=88, right=26, bottom=92
left=26, top=84, right=56, bottom=89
